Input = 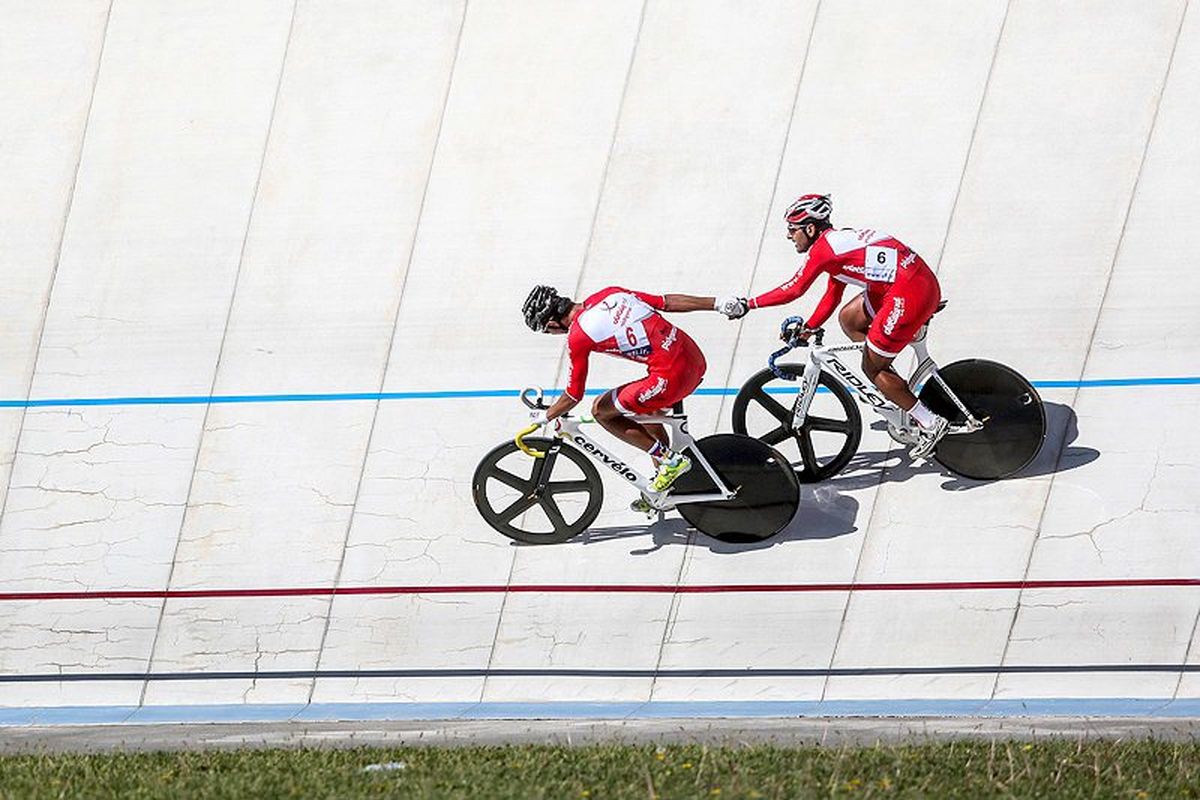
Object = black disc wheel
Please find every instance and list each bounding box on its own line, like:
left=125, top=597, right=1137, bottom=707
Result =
left=472, top=438, right=603, bottom=544
left=673, top=434, right=800, bottom=543
left=918, top=359, right=1046, bottom=480
left=732, top=366, right=862, bottom=482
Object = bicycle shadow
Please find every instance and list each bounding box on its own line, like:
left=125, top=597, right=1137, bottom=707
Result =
left=507, top=402, right=1093, bottom=553
left=576, top=480, right=860, bottom=555
left=829, top=400, right=1098, bottom=492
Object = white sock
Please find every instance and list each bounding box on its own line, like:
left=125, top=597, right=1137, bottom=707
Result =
left=908, top=400, right=939, bottom=429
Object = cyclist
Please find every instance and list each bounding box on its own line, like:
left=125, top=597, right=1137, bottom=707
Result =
left=522, top=284, right=718, bottom=512
left=715, top=194, right=949, bottom=458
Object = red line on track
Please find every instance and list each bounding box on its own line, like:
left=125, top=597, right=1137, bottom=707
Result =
left=1, top=578, right=1198, bottom=602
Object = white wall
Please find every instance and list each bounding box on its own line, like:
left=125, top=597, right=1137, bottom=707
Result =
left=0, top=0, right=1196, bottom=710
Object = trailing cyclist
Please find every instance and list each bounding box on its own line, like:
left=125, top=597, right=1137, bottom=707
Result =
left=522, top=285, right=717, bottom=512
left=715, top=194, right=949, bottom=458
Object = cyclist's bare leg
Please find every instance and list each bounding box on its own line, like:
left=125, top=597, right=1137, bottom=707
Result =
left=844, top=293, right=918, bottom=411
left=643, top=422, right=670, bottom=452
left=838, top=294, right=870, bottom=342
left=861, top=347, right=919, bottom=411
left=592, top=392, right=660, bottom=452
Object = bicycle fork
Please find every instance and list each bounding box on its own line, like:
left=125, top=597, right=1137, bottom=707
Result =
left=790, top=359, right=823, bottom=430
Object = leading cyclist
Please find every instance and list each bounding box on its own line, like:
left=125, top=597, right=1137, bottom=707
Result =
left=522, top=285, right=717, bottom=511
left=715, top=194, right=949, bottom=458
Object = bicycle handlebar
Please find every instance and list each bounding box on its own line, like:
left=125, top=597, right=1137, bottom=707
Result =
left=520, top=387, right=549, bottom=410
left=515, top=423, right=546, bottom=458
left=768, top=317, right=824, bottom=380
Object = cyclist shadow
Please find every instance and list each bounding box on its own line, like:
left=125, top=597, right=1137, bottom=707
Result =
left=833, top=400, right=1098, bottom=492
left=578, top=482, right=860, bottom=555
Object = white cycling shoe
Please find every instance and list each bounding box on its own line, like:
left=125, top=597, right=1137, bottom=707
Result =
left=910, top=415, right=950, bottom=460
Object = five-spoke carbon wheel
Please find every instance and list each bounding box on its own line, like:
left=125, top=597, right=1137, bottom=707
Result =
left=472, top=438, right=603, bottom=544
left=673, top=434, right=800, bottom=543
left=732, top=366, right=862, bottom=482
left=918, top=359, right=1047, bottom=480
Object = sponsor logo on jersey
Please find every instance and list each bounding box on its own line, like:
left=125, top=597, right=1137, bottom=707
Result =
left=573, top=435, right=639, bottom=482
left=883, top=297, right=905, bottom=336
left=614, top=303, right=631, bottom=327
left=600, top=297, right=633, bottom=328
left=661, top=326, right=678, bottom=352
left=600, top=344, right=651, bottom=360
left=637, top=376, right=668, bottom=404
left=900, top=251, right=916, bottom=270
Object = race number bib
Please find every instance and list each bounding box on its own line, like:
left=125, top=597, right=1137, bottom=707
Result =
left=618, top=320, right=651, bottom=357
left=865, top=246, right=898, bottom=283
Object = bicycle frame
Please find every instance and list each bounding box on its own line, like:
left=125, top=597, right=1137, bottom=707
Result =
left=776, top=322, right=983, bottom=436
left=517, top=390, right=735, bottom=512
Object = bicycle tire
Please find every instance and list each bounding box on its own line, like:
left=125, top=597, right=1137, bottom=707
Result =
left=472, top=437, right=603, bottom=544
left=732, top=366, right=862, bottom=483
left=918, top=359, right=1046, bottom=480
left=673, top=434, right=800, bottom=543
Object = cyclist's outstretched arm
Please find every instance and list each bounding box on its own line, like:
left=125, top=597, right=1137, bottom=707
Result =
left=543, top=392, right=580, bottom=422
left=801, top=277, right=846, bottom=328
left=661, top=293, right=717, bottom=312
left=540, top=334, right=589, bottom=422
left=748, top=264, right=822, bottom=310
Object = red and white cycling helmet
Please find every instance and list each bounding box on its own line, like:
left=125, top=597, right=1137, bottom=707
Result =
left=784, top=193, right=832, bottom=229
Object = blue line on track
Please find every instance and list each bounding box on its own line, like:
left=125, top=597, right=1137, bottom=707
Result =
left=1, top=376, right=1196, bottom=409
left=2, top=699, right=1199, bottom=726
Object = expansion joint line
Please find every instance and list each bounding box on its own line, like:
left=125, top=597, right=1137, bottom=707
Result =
left=666, top=4, right=823, bottom=689
left=305, top=0, right=471, bottom=706
left=0, top=0, right=114, bottom=533
left=551, top=0, right=648, bottom=395
left=140, top=0, right=301, bottom=706
left=932, top=0, right=1010, bottom=276
left=714, top=0, right=821, bottom=428
left=486, top=0, right=651, bottom=702
left=990, top=0, right=1191, bottom=702
left=821, top=3, right=1009, bottom=702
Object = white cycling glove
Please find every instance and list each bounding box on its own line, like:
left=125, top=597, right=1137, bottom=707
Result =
left=715, top=296, right=749, bottom=319
left=529, top=410, right=549, bottom=427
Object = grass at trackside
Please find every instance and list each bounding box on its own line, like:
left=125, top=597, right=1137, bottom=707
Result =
left=0, top=741, right=1198, bottom=799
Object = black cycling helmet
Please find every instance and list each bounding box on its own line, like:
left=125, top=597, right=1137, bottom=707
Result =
left=523, top=285, right=574, bottom=332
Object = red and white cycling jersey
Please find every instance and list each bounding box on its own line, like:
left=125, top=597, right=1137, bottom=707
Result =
left=749, top=226, right=942, bottom=358
left=749, top=227, right=936, bottom=327
left=564, top=286, right=703, bottom=401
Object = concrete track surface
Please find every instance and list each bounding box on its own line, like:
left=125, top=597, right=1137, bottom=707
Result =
left=1, top=0, right=1199, bottom=745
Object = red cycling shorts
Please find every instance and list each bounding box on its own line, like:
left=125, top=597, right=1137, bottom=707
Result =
left=863, top=265, right=942, bottom=358
left=612, top=346, right=706, bottom=416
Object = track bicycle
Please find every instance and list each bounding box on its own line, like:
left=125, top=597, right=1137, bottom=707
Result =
left=731, top=305, right=1046, bottom=481
left=472, top=388, right=800, bottom=544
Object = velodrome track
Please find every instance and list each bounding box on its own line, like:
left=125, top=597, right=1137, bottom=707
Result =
left=1, top=0, right=1198, bottom=739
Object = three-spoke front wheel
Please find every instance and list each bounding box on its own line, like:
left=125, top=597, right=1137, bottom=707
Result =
left=472, top=438, right=603, bottom=544
left=732, top=366, right=862, bottom=482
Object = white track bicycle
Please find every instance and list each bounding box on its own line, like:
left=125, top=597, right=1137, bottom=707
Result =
left=732, top=304, right=1046, bottom=482
left=472, top=388, right=799, bottom=544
